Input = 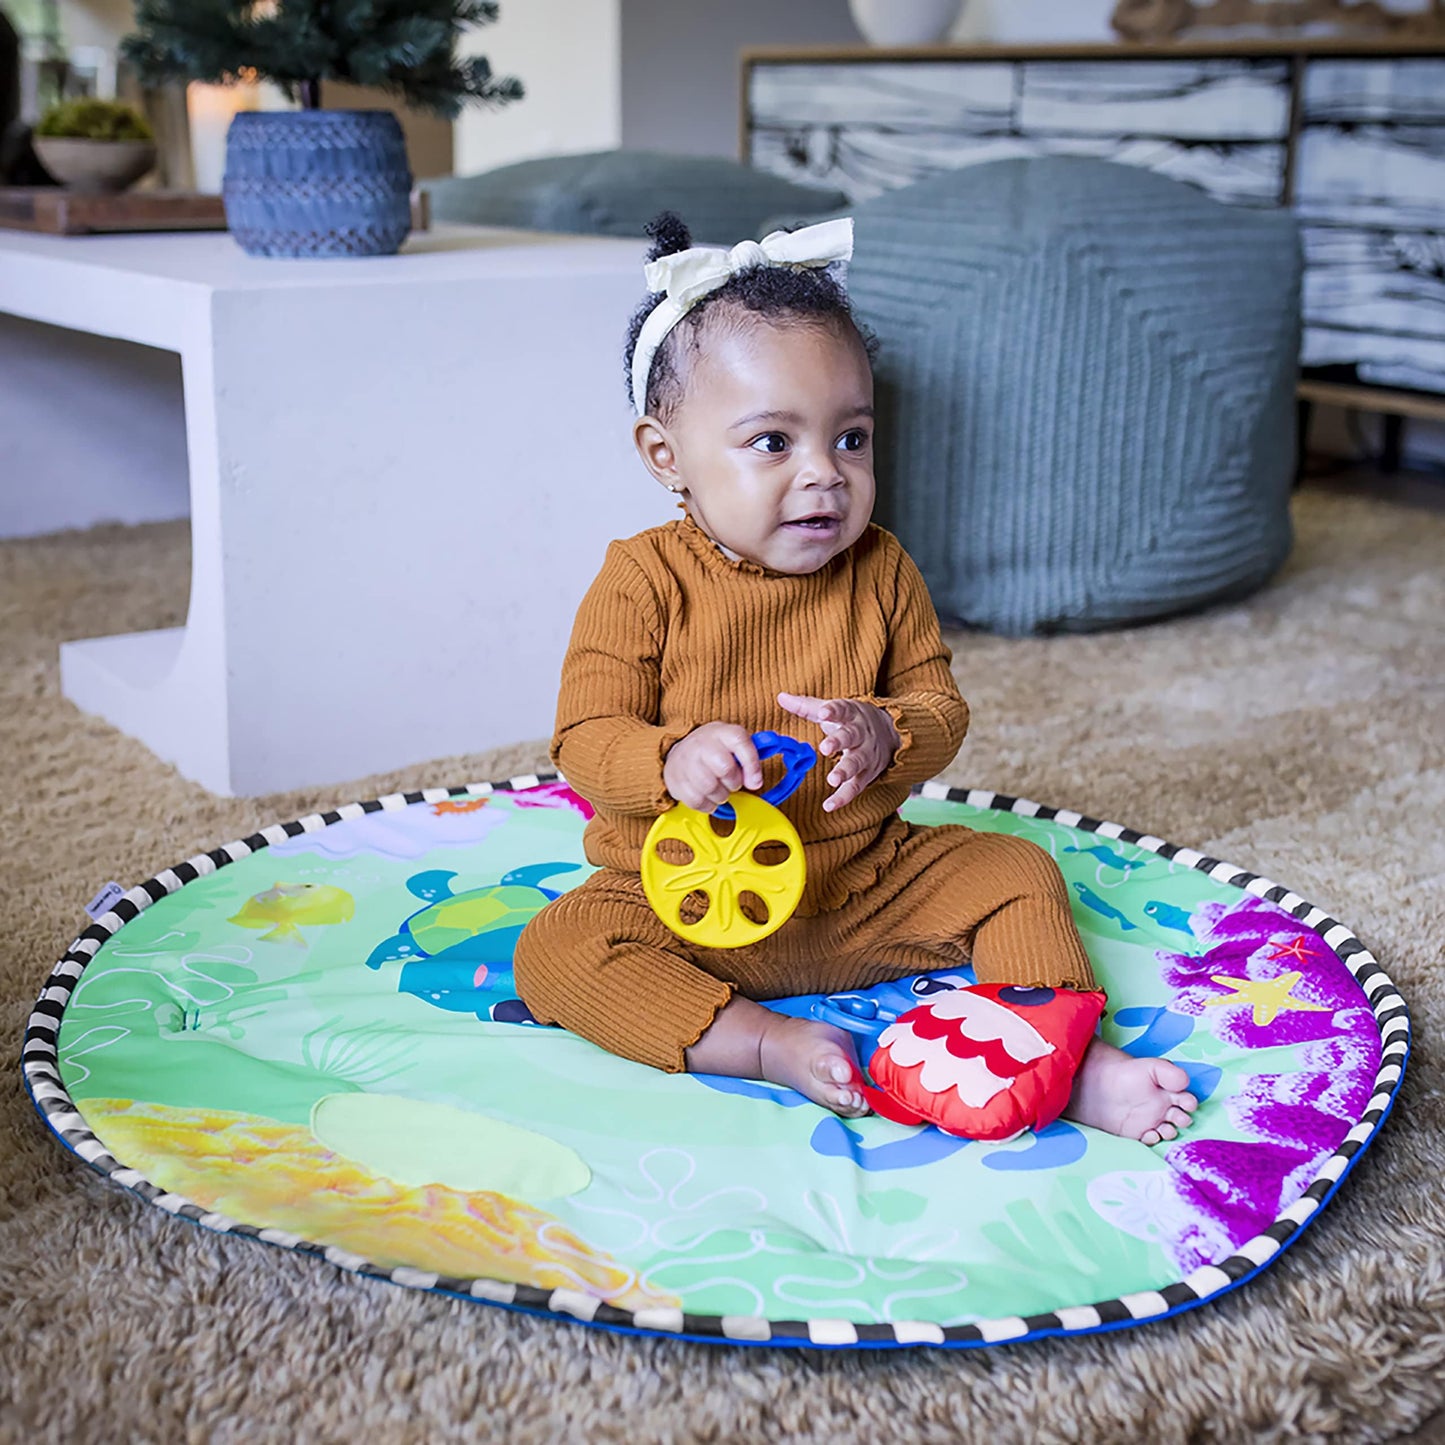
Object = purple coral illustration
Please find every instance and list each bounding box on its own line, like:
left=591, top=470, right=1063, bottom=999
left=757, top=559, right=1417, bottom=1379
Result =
left=1161, top=897, right=1375, bottom=1052
left=1093, top=898, right=1381, bottom=1272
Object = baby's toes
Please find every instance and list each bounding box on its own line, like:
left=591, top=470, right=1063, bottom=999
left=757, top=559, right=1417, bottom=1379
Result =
left=1151, top=1059, right=1193, bottom=1094
left=809, top=1048, right=867, bottom=1116
left=815, top=1071, right=867, bottom=1116
left=1163, top=1103, right=1195, bottom=1132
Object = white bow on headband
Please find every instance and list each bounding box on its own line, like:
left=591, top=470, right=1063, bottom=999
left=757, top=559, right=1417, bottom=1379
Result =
left=630, top=216, right=854, bottom=416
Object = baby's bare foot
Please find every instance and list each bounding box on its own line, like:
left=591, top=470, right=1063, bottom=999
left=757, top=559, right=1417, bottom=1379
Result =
left=1065, top=1038, right=1198, bottom=1145
left=758, top=1014, right=869, bottom=1117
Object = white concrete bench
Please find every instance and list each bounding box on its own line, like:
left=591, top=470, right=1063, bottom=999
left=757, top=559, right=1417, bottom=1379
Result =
left=0, top=225, right=666, bottom=795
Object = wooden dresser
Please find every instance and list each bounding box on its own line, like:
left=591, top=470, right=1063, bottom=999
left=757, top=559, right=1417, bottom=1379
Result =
left=742, top=38, right=1445, bottom=422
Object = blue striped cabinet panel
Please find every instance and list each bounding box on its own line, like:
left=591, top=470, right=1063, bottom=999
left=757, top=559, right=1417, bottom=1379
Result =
left=745, top=47, right=1444, bottom=398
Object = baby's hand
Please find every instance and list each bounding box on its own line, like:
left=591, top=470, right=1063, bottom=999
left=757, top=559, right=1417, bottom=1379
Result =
left=777, top=693, right=901, bottom=812
left=663, top=723, right=764, bottom=813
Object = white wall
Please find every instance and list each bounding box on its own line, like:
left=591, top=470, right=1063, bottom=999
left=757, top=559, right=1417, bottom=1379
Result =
left=455, top=0, right=620, bottom=175
left=620, top=0, right=861, bottom=156
left=52, top=0, right=133, bottom=51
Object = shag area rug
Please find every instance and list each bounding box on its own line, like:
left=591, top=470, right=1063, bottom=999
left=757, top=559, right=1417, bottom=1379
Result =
left=3, top=487, right=1443, bottom=1444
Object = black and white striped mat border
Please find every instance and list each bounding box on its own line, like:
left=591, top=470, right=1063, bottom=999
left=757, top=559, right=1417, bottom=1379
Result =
left=21, top=776, right=1410, bottom=1350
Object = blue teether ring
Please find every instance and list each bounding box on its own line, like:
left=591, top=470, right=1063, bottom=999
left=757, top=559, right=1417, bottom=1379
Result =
left=712, top=731, right=816, bottom=821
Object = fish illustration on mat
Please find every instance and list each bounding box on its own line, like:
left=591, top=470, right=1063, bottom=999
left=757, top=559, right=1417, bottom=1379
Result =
left=1144, top=900, right=1198, bottom=939
left=1070, top=882, right=1137, bottom=931
left=1062, top=844, right=1145, bottom=872
left=228, top=882, right=355, bottom=946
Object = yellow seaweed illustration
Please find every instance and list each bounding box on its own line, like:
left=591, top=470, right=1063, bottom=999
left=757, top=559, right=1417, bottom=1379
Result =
left=78, top=1097, right=675, bottom=1313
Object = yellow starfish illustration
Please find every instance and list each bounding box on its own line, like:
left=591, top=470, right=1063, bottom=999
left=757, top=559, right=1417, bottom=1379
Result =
left=1203, top=970, right=1329, bottom=1027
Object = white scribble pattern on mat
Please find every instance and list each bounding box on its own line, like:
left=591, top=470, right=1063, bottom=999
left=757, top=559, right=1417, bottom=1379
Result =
left=57, top=1025, right=130, bottom=1086
left=76, top=942, right=251, bottom=1008
left=567, top=1148, right=772, bottom=1315
left=569, top=1148, right=767, bottom=1254
left=63, top=943, right=256, bottom=1083
left=567, top=1152, right=975, bottom=1322
left=871, top=1255, right=974, bottom=1322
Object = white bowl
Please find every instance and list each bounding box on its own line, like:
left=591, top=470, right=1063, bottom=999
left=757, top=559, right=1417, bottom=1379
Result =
left=33, top=137, right=157, bottom=193
left=849, top=0, right=965, bottom=46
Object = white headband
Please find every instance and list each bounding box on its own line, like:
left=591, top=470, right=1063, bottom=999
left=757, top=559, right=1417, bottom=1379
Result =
left=630, top=216, right=855, bottom=416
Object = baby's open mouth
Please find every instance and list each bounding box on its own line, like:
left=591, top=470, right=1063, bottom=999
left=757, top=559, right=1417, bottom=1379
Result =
left=784, top=515, right=841, bottom=531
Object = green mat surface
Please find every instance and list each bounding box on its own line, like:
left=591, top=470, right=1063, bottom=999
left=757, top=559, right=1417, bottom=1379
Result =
left=24, top=777, right=1406, bottom=1348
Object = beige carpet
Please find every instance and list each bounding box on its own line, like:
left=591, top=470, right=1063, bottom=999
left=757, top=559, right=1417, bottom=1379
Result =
left=3, top=487, right=1444, bottom=1444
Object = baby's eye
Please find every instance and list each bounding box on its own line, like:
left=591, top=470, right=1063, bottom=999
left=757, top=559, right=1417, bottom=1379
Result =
left=837, top=429, right=869, bottom=453
left=748, top=433, right=788, bottom=455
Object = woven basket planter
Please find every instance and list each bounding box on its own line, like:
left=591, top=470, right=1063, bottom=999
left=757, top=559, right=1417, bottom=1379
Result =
left=223, top=110, right=412, bottom=259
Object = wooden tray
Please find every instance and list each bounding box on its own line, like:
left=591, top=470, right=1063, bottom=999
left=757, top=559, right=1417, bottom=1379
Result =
left=0, top=186, right=431, bottom=236
left=0, top=188, right=227, bottom=235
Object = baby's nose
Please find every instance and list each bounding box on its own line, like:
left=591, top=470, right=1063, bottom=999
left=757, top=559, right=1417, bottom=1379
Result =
left=796, top=445, right=844, bottom=485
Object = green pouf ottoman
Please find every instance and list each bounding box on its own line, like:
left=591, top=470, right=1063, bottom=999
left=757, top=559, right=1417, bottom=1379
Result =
left=421, top=149, right=848, bottom=246
left=850, top=157, right=1302, bottom=634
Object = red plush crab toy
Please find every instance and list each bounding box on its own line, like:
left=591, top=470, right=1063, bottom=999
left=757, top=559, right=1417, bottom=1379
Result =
left=854, top=984, right=1107, bottom=1142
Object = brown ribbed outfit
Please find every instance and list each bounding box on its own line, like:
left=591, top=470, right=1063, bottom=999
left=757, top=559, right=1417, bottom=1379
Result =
left=514, top=516, right=1098, bottom=1071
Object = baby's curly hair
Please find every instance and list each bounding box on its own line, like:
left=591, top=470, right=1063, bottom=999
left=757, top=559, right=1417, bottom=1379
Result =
left=624, top=211, right=878, bottom=420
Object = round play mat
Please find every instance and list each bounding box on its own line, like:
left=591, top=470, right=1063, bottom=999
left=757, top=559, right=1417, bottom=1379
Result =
left=24, top=775, right=1407, bottom=1349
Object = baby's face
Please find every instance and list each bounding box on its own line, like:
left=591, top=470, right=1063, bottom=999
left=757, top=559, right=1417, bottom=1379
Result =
left=646, top=316, right=876, bottom=575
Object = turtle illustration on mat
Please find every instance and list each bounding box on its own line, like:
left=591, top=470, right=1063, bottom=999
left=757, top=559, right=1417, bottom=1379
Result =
left=366, top=864, right=579, bottom=1022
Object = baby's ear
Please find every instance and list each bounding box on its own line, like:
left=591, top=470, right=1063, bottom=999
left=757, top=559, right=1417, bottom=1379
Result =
left=633, top=416, right=680, bottom=491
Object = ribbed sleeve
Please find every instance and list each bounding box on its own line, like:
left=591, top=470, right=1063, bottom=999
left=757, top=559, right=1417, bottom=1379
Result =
left=551, top=547, right=695, bottom=817
left=868, top=547, right=970, bottom=786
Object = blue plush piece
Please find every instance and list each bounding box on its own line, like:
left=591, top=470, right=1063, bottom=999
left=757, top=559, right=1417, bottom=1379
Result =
left=420, top=149, right=848, bottom=246
left=849, top=157, right=1302, bottom=634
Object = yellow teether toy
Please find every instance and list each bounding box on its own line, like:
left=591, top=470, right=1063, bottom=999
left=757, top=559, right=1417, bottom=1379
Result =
left=642, top=732, right=815, bottom=949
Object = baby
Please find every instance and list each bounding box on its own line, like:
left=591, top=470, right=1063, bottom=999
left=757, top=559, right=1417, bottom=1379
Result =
left=514, top=213, right=1197, bottom=1145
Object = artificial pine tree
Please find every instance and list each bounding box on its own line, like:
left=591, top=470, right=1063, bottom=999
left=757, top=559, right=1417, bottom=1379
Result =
left=121, top=0, right=523, bottom=116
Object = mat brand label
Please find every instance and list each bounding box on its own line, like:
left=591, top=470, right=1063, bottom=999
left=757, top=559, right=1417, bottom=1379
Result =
left=84, top=881, right=125, bottom=920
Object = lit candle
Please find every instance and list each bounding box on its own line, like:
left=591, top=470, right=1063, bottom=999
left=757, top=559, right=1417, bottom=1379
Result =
left=186, top=80, right=260, bottom=193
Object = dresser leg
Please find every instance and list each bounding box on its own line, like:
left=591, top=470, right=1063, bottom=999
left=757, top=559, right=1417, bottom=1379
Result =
left=1294, top=395, right=1313, bottom=488
left=1380, top=413, right=1406, bottom=475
